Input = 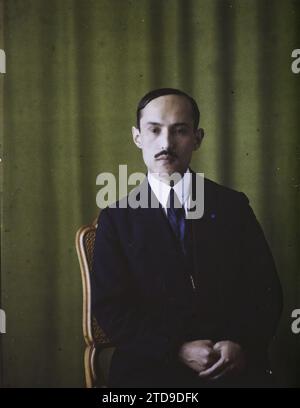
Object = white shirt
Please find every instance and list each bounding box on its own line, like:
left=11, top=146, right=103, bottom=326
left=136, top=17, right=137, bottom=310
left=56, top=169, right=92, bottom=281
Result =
left=147, top=169, right=191, bottom=216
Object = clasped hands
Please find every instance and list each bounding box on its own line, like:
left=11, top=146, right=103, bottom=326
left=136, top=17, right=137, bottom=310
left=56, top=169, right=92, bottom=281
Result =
left=178, top=340, right=246, bottom=381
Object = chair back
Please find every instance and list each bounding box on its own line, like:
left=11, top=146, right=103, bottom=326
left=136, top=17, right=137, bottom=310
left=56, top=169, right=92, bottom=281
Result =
left=75, top=217, right=112, bottom=388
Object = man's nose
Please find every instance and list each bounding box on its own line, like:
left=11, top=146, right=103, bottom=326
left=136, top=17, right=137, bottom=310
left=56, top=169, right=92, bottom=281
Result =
left=160, top=128, right=174, bottom=149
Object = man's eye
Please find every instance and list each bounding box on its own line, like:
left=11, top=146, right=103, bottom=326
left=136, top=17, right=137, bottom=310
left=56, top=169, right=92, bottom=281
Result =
left=151, top=127, right=160, bottom=134
left=176, top=127, right=187, bottom=134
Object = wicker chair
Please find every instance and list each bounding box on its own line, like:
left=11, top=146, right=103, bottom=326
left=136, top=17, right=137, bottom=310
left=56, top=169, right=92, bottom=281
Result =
left=75, top=217, right=114, bottom=388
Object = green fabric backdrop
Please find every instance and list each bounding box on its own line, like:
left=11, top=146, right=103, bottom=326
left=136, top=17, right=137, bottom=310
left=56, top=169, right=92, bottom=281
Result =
left=1, top=0, right=299, bottom=387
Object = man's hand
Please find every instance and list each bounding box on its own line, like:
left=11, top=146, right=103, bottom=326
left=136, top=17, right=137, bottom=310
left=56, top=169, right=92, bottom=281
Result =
left=198, top=340, right=246, bottom=380
left=178, top=340, right=220, bottom=373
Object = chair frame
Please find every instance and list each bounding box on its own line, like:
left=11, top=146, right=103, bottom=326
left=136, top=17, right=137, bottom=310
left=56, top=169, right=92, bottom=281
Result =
left=75, top=217, right=111, bottom=388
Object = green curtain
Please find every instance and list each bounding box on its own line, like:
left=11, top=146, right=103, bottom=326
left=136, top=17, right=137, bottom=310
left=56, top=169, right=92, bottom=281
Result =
left=1, top=0, right=299, bottom=387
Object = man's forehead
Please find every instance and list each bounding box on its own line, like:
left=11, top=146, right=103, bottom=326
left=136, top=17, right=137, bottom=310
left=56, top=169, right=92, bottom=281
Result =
left=140, top=94, right=193, bottom=124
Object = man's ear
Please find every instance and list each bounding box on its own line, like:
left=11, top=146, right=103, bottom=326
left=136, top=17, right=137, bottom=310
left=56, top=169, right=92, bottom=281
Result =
left=193, top=128, right=204, bottom=151
left=132, top=126, right=142, bottom=149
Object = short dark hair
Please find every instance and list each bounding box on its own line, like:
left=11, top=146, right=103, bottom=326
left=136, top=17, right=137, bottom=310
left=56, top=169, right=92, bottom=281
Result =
left=136, top=88, right=200, bottom=130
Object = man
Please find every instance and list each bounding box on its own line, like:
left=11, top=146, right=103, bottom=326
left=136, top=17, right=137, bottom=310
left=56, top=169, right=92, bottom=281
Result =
left=91, top=88, right=283, bottom=388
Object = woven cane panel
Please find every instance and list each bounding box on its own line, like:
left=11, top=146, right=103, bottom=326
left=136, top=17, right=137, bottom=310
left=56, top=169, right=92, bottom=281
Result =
left=84, top=228, right=111, bottom=346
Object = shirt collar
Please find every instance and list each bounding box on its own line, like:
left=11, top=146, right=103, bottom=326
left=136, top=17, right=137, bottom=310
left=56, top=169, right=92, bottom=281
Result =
left=147, top=168, right=191, bottom=209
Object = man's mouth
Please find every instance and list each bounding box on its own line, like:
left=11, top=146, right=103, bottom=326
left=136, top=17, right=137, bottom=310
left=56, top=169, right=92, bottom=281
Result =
left=156, top=154, right=172, bottom=161
left=154, top=149, right=177, bottom=160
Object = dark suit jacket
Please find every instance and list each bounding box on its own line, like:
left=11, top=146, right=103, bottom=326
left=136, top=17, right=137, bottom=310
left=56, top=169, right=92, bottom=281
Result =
left=91, top=170, right=283, bottom=388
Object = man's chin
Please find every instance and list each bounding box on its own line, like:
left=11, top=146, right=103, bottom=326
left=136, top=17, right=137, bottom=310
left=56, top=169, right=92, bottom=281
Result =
left=151, top=163, right=186, bottom=178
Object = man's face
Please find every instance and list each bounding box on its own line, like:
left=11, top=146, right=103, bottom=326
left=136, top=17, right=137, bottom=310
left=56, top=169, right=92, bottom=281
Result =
left=132, top=95, right=203, bottom=179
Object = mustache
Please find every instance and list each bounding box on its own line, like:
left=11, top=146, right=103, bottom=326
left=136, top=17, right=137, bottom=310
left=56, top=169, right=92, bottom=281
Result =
left=154, top=149, right=177, bottom=159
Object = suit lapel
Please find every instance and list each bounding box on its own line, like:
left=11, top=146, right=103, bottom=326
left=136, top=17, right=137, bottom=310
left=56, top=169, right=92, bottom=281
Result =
left=189, top=171, right=220, bottom=296
left=133, top=176, right=185, bottom=264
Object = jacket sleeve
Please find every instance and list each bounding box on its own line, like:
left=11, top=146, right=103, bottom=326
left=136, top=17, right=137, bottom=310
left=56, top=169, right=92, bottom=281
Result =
left=90, top=207, right=185, bottom=365
left=232, top=193, right=283, bottom=368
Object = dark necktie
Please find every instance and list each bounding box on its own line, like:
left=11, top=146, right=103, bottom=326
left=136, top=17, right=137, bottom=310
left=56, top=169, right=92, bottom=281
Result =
left=167, top=187, right=186, bottom=251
